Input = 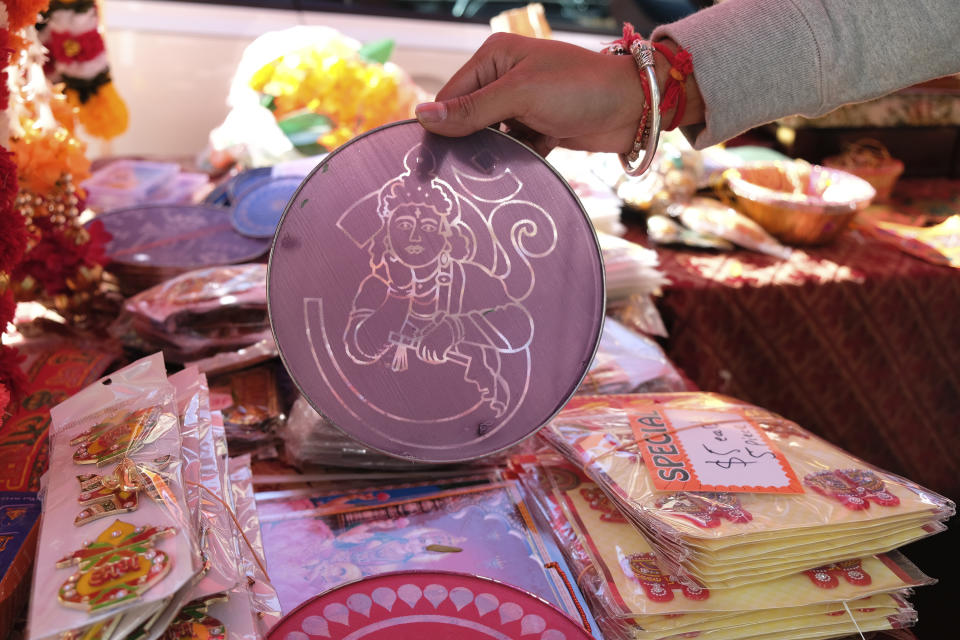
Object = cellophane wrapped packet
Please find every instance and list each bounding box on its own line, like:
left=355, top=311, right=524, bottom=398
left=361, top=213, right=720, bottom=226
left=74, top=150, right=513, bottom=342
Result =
left=577, top=318, right=686, bottom=395
left=860, top=214, right=960, bottom=269
left=596, top=232, right=670, bottom=304
left=228, top=454, right=282, bottom=636
left=208, top=364, right=284, bottom=454
left=280, top=395, right=424, bottom=470
left=511, top=453, right=927, bottom=640
left=30, top=354, right=202, bottom=640
left=541, top=393, right=953, bottom=590
left=670, top=197, right=793, bottom=259
left=114, top=265, right=270, bottom=362
left=171, top=368, right=240, bottom=598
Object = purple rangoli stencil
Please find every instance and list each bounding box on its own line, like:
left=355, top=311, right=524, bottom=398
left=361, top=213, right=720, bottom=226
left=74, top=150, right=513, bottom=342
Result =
left=268, top=121, right=604, bottom=462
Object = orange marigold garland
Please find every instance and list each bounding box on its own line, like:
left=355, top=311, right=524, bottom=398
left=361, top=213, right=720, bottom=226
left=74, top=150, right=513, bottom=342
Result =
left=2, top=1, right=110, bottom=331
left=38, top=0, right=128, bottom=139
left=1, top=2, right=29, bottom=415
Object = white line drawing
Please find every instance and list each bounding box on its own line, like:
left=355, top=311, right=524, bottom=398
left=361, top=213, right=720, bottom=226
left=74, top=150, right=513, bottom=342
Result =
left=316, top=143, right=557, bottom=426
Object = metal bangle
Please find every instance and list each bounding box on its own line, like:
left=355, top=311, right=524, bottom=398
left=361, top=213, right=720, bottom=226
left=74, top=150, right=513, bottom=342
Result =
left=620, top=41, right=661, bottom=177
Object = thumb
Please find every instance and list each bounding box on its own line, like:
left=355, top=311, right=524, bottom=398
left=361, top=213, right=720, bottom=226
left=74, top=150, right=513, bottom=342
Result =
left=416, top=78, right=522, bottom=138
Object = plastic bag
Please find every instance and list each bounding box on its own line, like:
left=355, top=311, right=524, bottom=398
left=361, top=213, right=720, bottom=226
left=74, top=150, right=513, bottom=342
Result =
left=514, top=454, right=930, bottom=623
left=227, top=454, right=282, bottom=635
left=31, top=353, right=201, bottom=640
left=672, top=197, right=792, bottom=259
left=541, top=393, right=954, bottom=589
left=577, top=318, right=686, bottom=395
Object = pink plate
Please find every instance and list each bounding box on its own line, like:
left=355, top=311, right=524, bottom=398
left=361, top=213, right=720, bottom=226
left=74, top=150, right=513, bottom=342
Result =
left=267, top=570, right=595, bottom=640
left=268, top=121, right=604, bottom=462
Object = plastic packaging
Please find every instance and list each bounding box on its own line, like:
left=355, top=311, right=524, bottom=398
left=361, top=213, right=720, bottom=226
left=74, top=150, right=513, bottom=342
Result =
left=208, top=364, right=283, bottom=452
left=227, top=454, right=282, bottom=636
left=82, top=160, right=180, bottom=212
left=577, top=318, right=686, bottom=395
left=671, top=197, right=793, bottom=259
left=124, top=264, right=267, bottom=334
left=514, top=454, right=930, bottom=623
left=170, top=368, right=239, bottom=599
left=861, top=214, right=960, bottom=269
left=646, top=214, right=734, bottom=251
left=256, top=476, right=596, bottom=632
left=596, top=232, right=670, bottom=303
left=29, top=353, right=201, bottom=640
left=541, top=393, right=953, bottom=589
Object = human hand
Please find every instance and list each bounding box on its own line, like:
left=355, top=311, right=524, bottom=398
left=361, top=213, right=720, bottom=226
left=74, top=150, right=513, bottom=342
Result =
left=417, top=318, right=459, bottom=364
left=415, top=33, right=647, bottom=156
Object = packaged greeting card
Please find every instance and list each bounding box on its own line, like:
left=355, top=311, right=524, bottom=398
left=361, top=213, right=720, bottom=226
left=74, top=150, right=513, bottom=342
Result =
left=29, top=354, right=201, bottom=640
left=514, top=455, right=925, bottom=640
left=541, top=393, right=953, bottom=588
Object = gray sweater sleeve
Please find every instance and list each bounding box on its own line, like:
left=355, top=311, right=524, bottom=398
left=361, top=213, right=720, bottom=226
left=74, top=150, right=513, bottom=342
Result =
left=651, top=0, right=960, bottom=149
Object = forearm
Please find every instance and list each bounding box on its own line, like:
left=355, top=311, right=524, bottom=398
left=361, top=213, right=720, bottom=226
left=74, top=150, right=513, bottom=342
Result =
left=652, top=0, right=960, bottom=149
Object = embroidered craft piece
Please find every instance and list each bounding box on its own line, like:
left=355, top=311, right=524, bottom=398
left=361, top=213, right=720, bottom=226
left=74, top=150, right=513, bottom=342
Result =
left=56, top=520, right=175, bottom=612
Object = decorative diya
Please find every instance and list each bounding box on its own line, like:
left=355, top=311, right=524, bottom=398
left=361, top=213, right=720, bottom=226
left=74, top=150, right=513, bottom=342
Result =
left=267, top=571, right=595, bottom=640
left=268, top=120, right=604, bottom=462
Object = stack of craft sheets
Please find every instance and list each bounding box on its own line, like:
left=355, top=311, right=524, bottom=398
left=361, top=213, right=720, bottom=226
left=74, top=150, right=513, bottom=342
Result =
left=534, top=392, right=954, bottom=639
left=515, top=454, right=929, bottom=640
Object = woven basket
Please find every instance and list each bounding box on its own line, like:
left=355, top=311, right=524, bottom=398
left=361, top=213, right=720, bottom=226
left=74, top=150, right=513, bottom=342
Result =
left=823, top=139, right=904, bottom=203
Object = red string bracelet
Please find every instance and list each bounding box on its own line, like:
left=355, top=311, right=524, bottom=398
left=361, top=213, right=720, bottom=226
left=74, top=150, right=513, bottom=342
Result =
left=608, top=23, right=693, bottom=131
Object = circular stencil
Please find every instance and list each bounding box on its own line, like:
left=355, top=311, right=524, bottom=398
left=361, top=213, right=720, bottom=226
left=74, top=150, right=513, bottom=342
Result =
left=95, top=204, right=270, bottom=269
left=268, top=571, right=595, bottom=640
left=232, top=177, right=303, bottom=238
left=268, top=121, right=604, bottom=462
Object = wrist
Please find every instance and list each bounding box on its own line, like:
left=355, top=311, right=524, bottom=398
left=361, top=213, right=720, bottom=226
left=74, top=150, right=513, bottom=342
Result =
left=653, top=37, right=704, bottom=129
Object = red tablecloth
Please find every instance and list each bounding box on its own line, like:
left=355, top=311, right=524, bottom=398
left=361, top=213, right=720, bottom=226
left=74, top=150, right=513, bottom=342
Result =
left=628, top=217, right=960, bottom=500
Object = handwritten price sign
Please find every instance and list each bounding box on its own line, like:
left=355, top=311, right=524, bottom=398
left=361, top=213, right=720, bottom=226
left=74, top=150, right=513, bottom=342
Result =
left=631, top=408, right=803, bottom=494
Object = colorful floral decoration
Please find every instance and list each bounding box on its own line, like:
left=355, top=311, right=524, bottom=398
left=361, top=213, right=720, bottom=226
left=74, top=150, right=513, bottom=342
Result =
left=2, top=1, right=112, bottom=329
left=1, top=2, right=29, bottom=413
left=38, top=0, right=128, bottom=139
left=249, top=37, right=419, bottom=152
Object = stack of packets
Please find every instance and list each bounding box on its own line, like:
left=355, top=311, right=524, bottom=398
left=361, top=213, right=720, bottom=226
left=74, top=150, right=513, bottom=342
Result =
left=27, top=353, right=279, bottom=640
left=254, top=470, right=601, bottom=637
left=532, top=393, right=954, bottom=640
left=115, top=264, right=270, bottom=362
left=595, top=234, right=670, bottom=338
left=576, top=318, right=687, bottom=396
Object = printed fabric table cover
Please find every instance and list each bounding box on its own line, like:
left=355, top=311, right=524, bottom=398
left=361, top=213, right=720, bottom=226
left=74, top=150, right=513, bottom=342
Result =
left=625, top=213, right=960, bottom=500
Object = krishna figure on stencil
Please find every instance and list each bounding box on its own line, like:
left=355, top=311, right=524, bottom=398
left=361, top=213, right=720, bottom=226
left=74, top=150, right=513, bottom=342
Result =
left=338, top=144, right=555, bottom=420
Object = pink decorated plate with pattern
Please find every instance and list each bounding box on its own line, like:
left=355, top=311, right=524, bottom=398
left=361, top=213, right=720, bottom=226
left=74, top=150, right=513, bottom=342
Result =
left=267, top=570, right=595, bottom=640
left=268, top=120, right=604, bottom=463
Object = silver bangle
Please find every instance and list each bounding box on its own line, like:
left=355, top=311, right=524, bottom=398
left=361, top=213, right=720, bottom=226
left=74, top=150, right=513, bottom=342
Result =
left=619, top=41, right=661, bottom=177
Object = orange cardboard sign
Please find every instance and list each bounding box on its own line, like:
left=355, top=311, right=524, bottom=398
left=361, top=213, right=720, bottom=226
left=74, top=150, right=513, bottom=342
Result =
left=630, top=407, right=804, bottom=494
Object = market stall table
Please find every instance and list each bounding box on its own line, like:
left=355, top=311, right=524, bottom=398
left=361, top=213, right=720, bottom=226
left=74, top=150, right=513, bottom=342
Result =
left=625, top=179, right=959, bottom=638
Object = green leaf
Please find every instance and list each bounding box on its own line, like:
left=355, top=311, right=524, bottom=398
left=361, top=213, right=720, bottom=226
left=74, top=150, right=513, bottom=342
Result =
left=277, top=110, right=333, bottom=136
left=358, top=39, right=395, bottom=65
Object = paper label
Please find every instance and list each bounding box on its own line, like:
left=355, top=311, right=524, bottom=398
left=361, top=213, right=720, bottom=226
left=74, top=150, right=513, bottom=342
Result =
left=630, top=408, right=803, bottom=494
